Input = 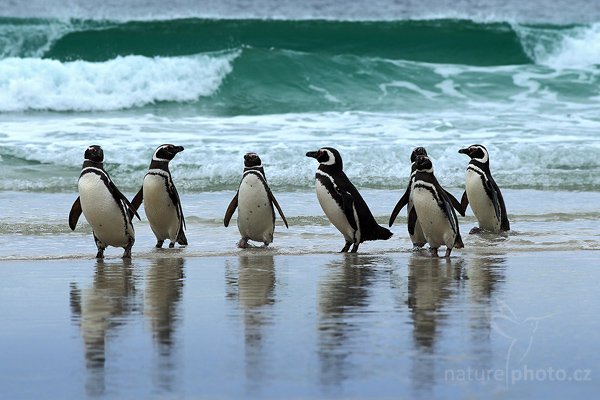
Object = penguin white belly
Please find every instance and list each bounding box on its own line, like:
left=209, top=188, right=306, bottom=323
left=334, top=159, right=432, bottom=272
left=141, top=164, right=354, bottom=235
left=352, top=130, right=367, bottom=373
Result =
left=407, top=197, right=426, bottom=246
left=316, top=179, right=355, bottom=242
left=465, top=170, right=500, bottom=232
left=237, top=174, right=274, bottom=244
left=143, top=174, right=179, bottom=241
left=78, top=174, right=132, bottom=247
left=412, top=186, right=455, bottom=249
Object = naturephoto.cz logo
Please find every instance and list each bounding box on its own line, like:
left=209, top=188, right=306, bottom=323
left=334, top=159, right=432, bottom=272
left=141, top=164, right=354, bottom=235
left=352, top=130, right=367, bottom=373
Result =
left=444, top=300, right=592, bottom=386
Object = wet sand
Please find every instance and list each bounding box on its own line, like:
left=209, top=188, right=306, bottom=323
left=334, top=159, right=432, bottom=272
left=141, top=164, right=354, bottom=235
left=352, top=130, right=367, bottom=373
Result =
left=1, top=250, right=599, bottom=399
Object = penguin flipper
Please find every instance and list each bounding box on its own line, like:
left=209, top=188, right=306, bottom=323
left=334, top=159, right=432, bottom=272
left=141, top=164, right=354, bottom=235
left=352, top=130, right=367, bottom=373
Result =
left=69, top=197, right=82, bottom=231
left=131, top=187, right=143, bottom=212
left=170, top=184, right=186, bottom=230
left=460, top=191, right=469, bottom=213
left=444, top=189, right=465, bottom=217
left=407, top=207, right=418, bottom=236
left=177, top=229, right=188, bottom=246
left=442, top=198, right=459, bottom=235
left=109, top=181, right=141, bottom=221
left=268, top=191, right=289, bottom=228
left=224, top=192, right=239, bottom=227
left=339, top=188, right=358, bottom=231
left=484, top=178, right=502, bottom=223
left=500, top=197, right=510, bottom=231
left=389, top=185, right=410, bottom=227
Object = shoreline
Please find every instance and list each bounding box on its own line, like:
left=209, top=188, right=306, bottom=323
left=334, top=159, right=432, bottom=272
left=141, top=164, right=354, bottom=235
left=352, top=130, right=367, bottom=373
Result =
left=2, top=246, right=599, bottom=263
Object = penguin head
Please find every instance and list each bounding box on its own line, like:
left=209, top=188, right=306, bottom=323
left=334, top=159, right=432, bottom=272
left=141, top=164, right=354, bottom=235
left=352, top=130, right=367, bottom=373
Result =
left=414, top=155, right=434, bottom=172
left=243, top=152, right=262, bottom=168
left=410, top=147, right=428, bottom=162
left=84, top=145, right=104, bottom=163
left=459, top=144, right=489, bottom=163
left=153, top=144, right=184, bottom=162
left=306, top=147, right=342, bottom=169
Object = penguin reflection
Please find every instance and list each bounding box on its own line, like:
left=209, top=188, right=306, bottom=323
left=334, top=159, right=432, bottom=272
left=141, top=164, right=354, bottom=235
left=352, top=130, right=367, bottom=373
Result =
left=144, top=257, right=185, bottom=348
left=144, top=257, right=185, bottom=391
left=228, top=254, right=276, bottom=389
left=466, top=255, right=506, bottom=369
left=407, top=256, right=463, bottom=390
left=318, top=255, right=377, bottom=386
left=70, top=260, right=136, bottom=397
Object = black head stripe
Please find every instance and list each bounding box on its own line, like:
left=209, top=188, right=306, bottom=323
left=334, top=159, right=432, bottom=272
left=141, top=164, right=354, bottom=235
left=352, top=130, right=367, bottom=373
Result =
left=414, top=155, right=433, bottom=171
left=410, top=147, right=428, bottom=162
left=244, top=152, right=262, bottom=168
left=154, top=144, right=184, bottom=161
left=84, top=145, right=104, bottom=163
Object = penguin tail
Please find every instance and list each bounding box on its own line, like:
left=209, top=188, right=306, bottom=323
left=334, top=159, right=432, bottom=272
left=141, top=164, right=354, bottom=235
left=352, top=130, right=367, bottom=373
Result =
left=177, top=229, right=188, bottom=246
left=373, top=224, right=393, bottom=241
left=454, top=233, right=464, bottom=249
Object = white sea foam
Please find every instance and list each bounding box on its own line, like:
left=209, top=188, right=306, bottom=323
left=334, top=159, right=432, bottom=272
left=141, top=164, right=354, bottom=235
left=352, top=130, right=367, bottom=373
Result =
left=1, top=111, right=600, bottom=191
left=0, top=52, right=237, bottom=112
left=516, top=23, right=600, bottom=69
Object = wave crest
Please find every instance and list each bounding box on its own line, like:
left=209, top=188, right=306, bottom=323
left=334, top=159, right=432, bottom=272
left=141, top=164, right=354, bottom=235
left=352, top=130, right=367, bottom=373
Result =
left=0, top=52, right=237, bottom=112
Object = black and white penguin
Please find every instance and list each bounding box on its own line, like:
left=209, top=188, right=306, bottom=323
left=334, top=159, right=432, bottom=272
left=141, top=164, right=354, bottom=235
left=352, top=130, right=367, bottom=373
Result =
left=306, top=147, right=392, bottom=252
left=410, top=155, right=464, bottom=257
left=224, top=152, right=288, bottom=248
left=69, top=145, right=140, bottom=259
left=131, top=144, right=187, bottom=248
left=458, top=144, right=510, bottom=234
left=389, top=147, right=464, bottom=249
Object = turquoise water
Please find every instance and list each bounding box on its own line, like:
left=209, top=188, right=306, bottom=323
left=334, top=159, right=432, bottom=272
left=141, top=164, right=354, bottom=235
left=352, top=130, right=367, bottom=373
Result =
left=1, top=15, right=600, bottom=192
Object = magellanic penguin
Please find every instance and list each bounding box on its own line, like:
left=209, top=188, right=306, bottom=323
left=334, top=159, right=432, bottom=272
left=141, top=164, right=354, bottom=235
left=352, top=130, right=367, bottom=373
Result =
left=224, top=153, right=288, bottom=248
left=389, top=147, right=464, bottom=249
left=131, top=144, right=187, bottom=248
left=69, top=145, right=140, bottom=259
left=410, top=155, right=464, bottom=257
left=458, top=144, right=510, bottom=234
left=306, top=147, right=393, bottom=253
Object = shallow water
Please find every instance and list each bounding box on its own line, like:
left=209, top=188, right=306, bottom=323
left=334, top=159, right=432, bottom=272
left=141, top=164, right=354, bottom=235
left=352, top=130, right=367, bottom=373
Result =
left=1, top=189, right=599, bottom=261
left=1, top=251, right=598, bottom=399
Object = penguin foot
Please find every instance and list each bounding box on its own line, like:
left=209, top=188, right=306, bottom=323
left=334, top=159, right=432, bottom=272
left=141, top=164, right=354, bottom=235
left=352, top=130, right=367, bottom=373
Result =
left=340, top=241, right=352, bottom=252
left=155, top=240, right=164, bottom=248
left=237, top=238, right=249, bottom=249
left=443, top=247, right=453, bottom=258
left=350, top=243, right=359, bottom=253
left=169, top=242, right=175, bottom=248
left=95, top=249, right=105, bottom=259
left=122, top=240, right=133, bottom=259
left=469, top=227, right=483, bottom=234
left=429, top=247, right=439, bottom=257
left=412, top=243, right=426, bottom=251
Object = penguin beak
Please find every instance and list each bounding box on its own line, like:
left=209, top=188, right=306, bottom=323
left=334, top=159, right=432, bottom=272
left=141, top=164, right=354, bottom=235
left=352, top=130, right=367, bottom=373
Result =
left=306, top=151, right=319, bottom=159
left=458, top=147, right=469, bottom=155
left=173, top=146, right=184, bottom=153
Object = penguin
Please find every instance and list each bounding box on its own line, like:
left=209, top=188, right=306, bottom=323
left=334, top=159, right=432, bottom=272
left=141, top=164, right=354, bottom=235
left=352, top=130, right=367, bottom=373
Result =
left=389, top=147, right=464, bottom=249
left=224, top=152, right=288, bottom=248
left=69, top=145, right=140, bottom=259
left=410, top=154, right=463, bottom=257
left=458, top=144, right=510, bottom=234
left=306, top=147, right=392, bottom=253
left=130, top=144, right=187, bottom=248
